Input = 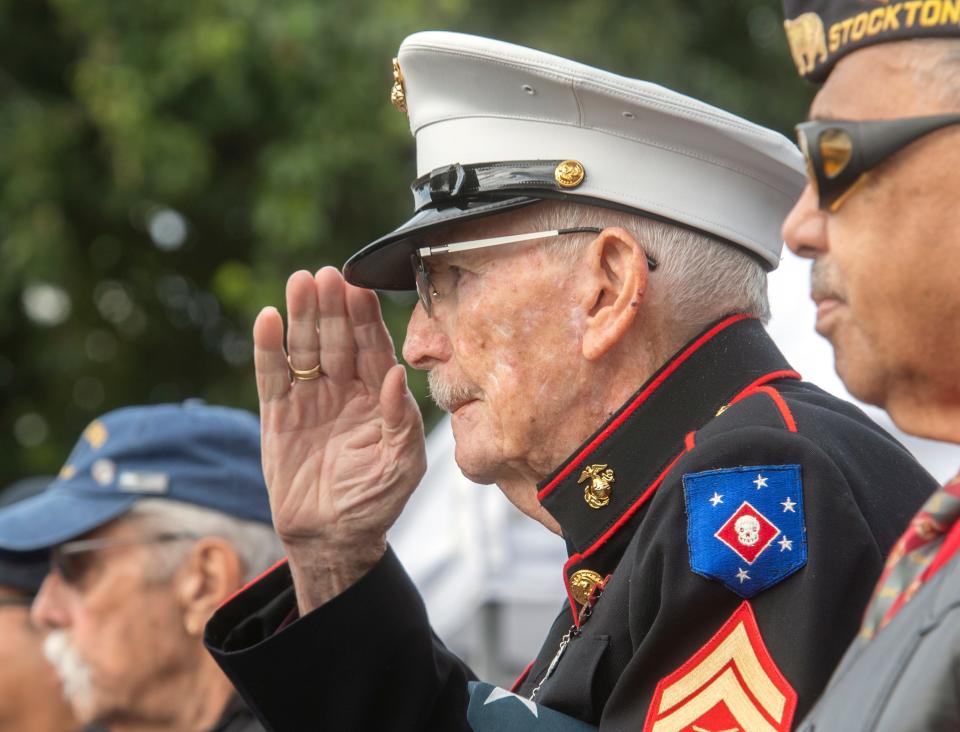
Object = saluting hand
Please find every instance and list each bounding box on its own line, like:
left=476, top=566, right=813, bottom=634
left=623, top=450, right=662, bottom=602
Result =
left=253, top=267, right=426, bottom=612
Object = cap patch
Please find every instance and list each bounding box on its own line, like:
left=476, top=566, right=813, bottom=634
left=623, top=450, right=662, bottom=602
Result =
left=118, top=471, right=169, bottom=494
left=783, top=0, right=960, bottom=82
left=91, top=458, right=116, bottom=487
left=83, top=420, right=109, bottom=449
left=684, top=465, right=807, bottom=598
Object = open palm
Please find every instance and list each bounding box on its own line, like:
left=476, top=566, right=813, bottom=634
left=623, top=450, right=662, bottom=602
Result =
left=253, top=267, right=425, bottom=567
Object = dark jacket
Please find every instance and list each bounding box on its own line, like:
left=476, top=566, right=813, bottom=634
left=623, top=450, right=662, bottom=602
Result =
left=205, top=315, right=935, bottom=731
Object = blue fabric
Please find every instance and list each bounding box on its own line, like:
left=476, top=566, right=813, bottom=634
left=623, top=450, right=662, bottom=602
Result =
left=684, top=464, right=807, bottom=598
left=0, top=401, right=271, bottom=551
left=467, top=682, right=598, bottom=731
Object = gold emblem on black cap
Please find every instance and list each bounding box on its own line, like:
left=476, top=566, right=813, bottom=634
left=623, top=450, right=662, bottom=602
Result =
left=783, top=12, right=828, bottom=76
left=555, top=160, right=585, bottom=188
left=579, top=463, right=614, bottom=509
left=569, top=569, right=604, bottom=605
left=391, top=58, right=407, bottom=114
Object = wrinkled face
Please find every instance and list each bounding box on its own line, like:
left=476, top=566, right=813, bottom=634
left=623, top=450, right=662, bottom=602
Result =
left=402, top=210, right=594, bottom=485
left=31, top=519, right=191, bottom=726
left=0, top=585, right=74, bottom=731
left=782, top=43, right=960, bottom=422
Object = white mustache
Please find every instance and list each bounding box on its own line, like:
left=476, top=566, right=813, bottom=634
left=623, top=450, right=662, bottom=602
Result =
left=427, top=371, right=481, bottom=412
left=43, top=630, right=93, bottom=709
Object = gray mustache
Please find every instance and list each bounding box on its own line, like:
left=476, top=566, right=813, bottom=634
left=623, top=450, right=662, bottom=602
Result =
left=427, top=371, right=481, bottom=412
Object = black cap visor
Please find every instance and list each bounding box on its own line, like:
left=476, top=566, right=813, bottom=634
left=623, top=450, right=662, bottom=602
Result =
left=344, top=194, right=541, bottom=290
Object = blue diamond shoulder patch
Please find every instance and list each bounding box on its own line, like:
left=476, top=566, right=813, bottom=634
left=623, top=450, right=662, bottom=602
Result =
left=683, top=464, right=807, bottom=598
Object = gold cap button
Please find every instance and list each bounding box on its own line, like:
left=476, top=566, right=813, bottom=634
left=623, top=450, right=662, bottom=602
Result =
left=555, top=160, right=585, bottom=188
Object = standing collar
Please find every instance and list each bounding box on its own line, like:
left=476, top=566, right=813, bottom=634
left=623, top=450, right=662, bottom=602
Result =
left=538, top=314, right=796, bottom=557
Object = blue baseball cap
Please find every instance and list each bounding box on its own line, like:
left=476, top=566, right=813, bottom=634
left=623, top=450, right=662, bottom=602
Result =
left=0, top=401, right=272, bottom=551
left=0, top=477, right=55, bottom=594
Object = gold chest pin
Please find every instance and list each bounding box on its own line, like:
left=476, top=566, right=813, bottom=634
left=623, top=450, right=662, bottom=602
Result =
left=554, top=160, right=585, bottom=188
left=390, top=58, right=407, bottom=114
left=579, top=463, right=615, bottom=509
left=569, top=569, right=604, bottom=605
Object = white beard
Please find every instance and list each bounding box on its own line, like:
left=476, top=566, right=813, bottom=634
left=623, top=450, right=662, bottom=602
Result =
left=43, top=631, right=94, bottom=720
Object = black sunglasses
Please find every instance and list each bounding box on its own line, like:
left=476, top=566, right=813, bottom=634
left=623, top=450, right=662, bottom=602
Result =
left=796, top=114, right=960, bottom=212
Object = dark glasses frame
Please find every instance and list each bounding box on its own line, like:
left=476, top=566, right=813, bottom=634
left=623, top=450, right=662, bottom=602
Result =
left=51, top=531, right=198, bottom=586
left=797, top=114, right=960, bottom=212
left=411, top=226, right=658, bottom=317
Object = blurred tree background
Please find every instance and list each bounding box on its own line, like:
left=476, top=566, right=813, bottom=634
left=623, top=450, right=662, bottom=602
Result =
left=0, top=0, right=814, bottom=483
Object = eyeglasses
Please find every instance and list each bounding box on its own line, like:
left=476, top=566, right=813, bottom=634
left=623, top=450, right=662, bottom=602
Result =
left=50, top=532, right=197, bottom=586
left=411, top=227, right=658, bottom=317
left=796, top=114, right=960, bottom=212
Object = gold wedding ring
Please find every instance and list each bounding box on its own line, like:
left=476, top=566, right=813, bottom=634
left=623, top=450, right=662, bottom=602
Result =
left=287, top=356, right=322, bottom=381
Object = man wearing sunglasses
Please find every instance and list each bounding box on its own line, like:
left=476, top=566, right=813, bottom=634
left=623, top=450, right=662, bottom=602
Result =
left=0, top=477, right=82, bottom=732
left=781, top=3, right=960, bottom=731
left=0, top=402, right=283, bottom=732
left=205, top=32, right=936, bottom=731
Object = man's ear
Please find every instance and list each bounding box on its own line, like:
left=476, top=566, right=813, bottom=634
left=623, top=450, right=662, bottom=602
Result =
left=176, top=538, right=243, bottom=636
left=580, top=227, right=651, bottom=361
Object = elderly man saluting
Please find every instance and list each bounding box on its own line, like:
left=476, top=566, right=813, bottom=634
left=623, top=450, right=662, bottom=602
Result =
left=0, top=402, right=283, bottom=732
left=205, top=33, right=935, bottom=731
left=781, top=1, right=960, bottom=729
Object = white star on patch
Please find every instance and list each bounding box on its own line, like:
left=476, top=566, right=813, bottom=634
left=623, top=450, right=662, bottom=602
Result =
left=778, top=536, right=793, bottom=552
left=781, top=497, right=797, bottom=513
left=484, top=687, right=539, bottom=718
left=709, top=492, right=724, bottom=507
left=753, top=474, right=768, bottom=490
left=736, top=568, right=750, bottom=583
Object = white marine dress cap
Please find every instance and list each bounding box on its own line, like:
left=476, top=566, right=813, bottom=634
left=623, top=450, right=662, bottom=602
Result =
left=343, top=31, right=806, bottom=290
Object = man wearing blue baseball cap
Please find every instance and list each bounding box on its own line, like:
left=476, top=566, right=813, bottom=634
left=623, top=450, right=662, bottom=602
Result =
left=0, top=477, right=81, bottom=732
left=781, top=2, right=960, bottom=730
left=0, top=402, right=282, bottom=732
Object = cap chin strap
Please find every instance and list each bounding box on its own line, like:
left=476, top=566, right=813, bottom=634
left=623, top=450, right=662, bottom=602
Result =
left=412, top=160, right=575, bottom=211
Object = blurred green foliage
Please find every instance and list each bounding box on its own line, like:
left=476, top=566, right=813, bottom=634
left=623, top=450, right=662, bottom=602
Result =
left=0, top=0, right=813, bottom=482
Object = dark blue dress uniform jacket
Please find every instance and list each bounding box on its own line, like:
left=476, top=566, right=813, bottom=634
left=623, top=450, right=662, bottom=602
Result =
left=204, top=315, right=936, bottom=731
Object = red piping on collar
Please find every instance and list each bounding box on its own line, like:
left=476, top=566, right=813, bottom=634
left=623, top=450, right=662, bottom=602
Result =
left=728, top=374, right=801, bottom=433
left=559, top=367, right=801, bottom=625
left=563, top=447, right=688, bottom=624
left=218, top=557, right=289, bottom=610
left=538, top=314, right=752, bottom=502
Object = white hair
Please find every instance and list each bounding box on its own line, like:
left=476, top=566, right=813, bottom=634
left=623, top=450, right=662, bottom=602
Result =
left=523, top=200, right=771, bottom=332
left=126, top=499, right=284, bottom=584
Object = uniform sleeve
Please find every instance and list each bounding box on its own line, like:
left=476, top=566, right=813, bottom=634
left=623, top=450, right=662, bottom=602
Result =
left=601, top=422, right=907, bottom=730
left=204, top=547, right=473, bottom=732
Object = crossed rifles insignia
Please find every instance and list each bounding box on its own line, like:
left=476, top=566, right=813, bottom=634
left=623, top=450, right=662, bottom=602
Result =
left=579, top=464, right=615, bottom=509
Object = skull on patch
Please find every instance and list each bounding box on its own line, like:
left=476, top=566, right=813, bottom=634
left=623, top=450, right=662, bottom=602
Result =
left=734, top=514, right=761, bottom=546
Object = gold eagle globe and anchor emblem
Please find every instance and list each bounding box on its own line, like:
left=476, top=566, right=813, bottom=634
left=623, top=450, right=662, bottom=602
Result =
left=390, top=58, right=407, bottom=114
left=579, top=463, right=615, bottom=509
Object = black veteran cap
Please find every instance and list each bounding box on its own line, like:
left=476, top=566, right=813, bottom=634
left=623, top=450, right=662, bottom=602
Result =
left=343, top=32, right=805, bottom=290
left=784, top=0, right=960, bottom=81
